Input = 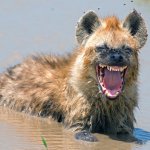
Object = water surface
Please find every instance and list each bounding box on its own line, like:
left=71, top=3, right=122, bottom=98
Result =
left=0, top=0, right=150, bottom=149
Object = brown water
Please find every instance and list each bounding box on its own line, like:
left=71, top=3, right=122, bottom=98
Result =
left=0, top=0, right=150, bottom=150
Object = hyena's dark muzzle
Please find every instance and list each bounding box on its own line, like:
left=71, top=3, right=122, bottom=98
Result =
left=109, top=51, right=125, bottom=66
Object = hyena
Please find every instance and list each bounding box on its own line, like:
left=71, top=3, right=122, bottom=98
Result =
left=0, top=10, right=147, bottom=142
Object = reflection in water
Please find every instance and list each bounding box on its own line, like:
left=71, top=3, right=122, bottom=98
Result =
left=0, top=107, right=80, bottom=150
left=0, top=107, right=134, bottom=150
left=1, top=106, right=150, bottom=150
left=134, top=128, right=150, bottom=143
left=109, top=128, right=150, bottom=145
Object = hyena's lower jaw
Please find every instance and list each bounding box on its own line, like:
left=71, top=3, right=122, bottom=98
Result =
left=96, top=65, right=127, bottom=99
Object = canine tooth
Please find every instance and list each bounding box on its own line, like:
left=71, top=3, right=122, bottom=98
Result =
left=120, top=67, right=123, bottom=72
left=100, top=77, right=103, bottom=82
left=111, top=67, right=113, bottom=71
left=100, top=72, right=104, bottom=77
left=105, top=90, right=108, bottom=95
left=120, top=67, right=125, bottom=72
left=107, top=66, right=110, bottom=71
left=100, top=65, right=105, bottom=68
left=123, top=66, right=127, bottom=70
left=114, top=93, right=117, bottom=97
left=114, top=91, right=119, bottom=97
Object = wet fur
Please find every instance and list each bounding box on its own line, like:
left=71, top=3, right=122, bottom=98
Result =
left=0, top=10, right=147, bottom=135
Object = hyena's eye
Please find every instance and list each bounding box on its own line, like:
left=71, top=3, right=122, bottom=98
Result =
left=96, top=44, right=109, bottom=53
left=123, top=47, right=133, bottom=55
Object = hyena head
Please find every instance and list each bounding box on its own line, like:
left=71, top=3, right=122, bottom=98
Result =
left=73, top=10, right=147, bottom=100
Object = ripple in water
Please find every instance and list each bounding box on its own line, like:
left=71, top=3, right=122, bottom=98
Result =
left=134, top=128, right=150, bottom=143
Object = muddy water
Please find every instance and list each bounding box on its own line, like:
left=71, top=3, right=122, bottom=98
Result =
left=0, top=0, right=150, bottom=149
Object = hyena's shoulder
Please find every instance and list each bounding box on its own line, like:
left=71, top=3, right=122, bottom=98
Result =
left=2, top=54, right=71, bottom=80
left=0, top=54, right=71, bottom=117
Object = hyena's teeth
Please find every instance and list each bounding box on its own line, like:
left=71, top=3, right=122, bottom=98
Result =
left=105, top=66, right=127, bottom=72
left=120, top=68, right=124, bottom=72
left=105, top=90, right=108, bottom=95
left=100, top=65, right=106, bottom=68
left=100, top=76, right=103, bottom=82
left=115, top=91, right=119, bottom=96
left=100, top=71, right=104, bottom=76
left=107, top=66, right=111, bottom=71
left=106, top=91, right=119, bottom=97
left=120, top=66, right=127, bottom=72
left=121, top=72, right=124, bottom=78
left=107, top=66, right=109, bottom=70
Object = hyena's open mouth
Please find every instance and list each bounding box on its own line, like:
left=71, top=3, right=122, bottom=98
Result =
left=96, top=65, right=127, bottom=99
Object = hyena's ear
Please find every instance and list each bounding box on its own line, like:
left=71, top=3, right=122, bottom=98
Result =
left=123, top=10, right=148, bottom=49
left=76, top=11, right=100, bottom=45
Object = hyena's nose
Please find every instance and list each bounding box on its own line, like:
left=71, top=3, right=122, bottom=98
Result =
left=110, top=53, right=123, bottom=63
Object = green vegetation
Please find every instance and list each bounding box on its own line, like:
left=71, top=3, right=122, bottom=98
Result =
left=41, top=136, right=48, bottom=150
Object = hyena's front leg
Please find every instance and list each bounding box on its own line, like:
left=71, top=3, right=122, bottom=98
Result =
left=70, top=117, right=98, bottom=142
left=73, top=117, right=98, bottom=142
left=114, top=110, right=138, bottom=142
left=75, top=130, right=98, bottom=142
left=64, top=97, right=98, bottom=142
left=116, top=121, right=137, bottom=142
left=117, top=115, right=134, bottom=135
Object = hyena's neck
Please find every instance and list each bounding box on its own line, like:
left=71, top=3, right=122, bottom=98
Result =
left=68, top=48, right=98, bottom=101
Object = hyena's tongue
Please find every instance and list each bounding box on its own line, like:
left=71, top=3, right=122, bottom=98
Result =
left=103, top=68, right=122, bottom=97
